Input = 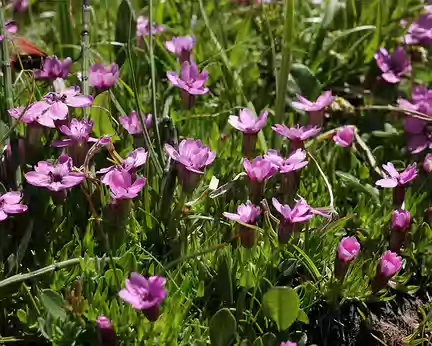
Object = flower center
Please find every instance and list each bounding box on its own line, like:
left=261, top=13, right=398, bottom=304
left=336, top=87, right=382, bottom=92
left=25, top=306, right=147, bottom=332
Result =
left=49, top=171, right=63, bottom=183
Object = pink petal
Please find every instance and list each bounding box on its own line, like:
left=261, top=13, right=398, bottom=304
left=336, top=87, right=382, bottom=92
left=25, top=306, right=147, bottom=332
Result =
left=1, top=191, right=22, bottom=204
left=48, top=102, right=69, bottom=120
left=129, top=177, right=147, bottom=195
left=2, top=204, right=27, bottom=214
left=66, top=95, right=94, bottom=108
left=25, top=172, right=51, bottom=187
left=223, top=212, right=241, bottom=222
left=375, top=178, right=398, bottom=188
left=0, top=210, right=8, bottom=221
left=51, top=139, right=74, bottom=148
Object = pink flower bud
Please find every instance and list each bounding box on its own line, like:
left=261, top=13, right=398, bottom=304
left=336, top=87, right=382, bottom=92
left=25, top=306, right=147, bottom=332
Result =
left=423, top=153, right=432, bottom=173
left=96, top=316, right=117, bottom=346
left=380, top=250, right=402, bottom=279
left=391, top=209, right=411, bottom=231
left=337, top=237, right=360, bottom=263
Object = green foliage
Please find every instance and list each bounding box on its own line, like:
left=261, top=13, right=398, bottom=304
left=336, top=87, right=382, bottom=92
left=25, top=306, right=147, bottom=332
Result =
left=209, top=308, right=237, bottom=346
left=263, top=287, right=300, bottom=331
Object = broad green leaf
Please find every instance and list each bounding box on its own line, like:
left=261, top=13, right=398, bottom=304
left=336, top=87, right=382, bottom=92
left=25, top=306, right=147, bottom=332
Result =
left=290, top=63, right=322, bottom=100
left=91, top=93, right=117, bottom=138
left=209, top=308, right=237, bottom=346
left=263, top=287, right=300, bottom=331
left=297, top=309, right=309, bottom=324
left=40, top=289, right=67, bottom=321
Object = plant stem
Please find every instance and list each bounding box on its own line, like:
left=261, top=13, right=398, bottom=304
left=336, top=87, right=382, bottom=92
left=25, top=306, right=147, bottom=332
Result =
left=82, top=0, right=90, bottom=117
left=0, top=0, right=13, bottom=114
left=274, top=0, right=294, bottom=132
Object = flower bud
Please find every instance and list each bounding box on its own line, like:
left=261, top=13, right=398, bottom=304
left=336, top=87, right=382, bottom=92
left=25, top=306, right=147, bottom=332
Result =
left=371, top=250, right=402, bottom=292
left=423, top=153, right=432, bottom=174
left=335, top=237, right=360, bottom=280
left=391, top=209, right=411, bottom=231
left=96, top=316, right=117, bottom=346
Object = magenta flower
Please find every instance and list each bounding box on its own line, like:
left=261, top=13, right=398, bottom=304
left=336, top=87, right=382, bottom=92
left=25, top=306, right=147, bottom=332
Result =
left=0, top=20, right=18, bottom=41
left=165, top=139, right=215, bottom=193
left=102, top=169, right=146, bottom=200
left=119, top=111, right=152, bottom=135
left=167, top=61, right=209, bottom=95
left=280, top=342, right=297, bottom=346
left=98, top=148, right=148, bottom=184
left=404, top=8, right=432, bottom=46
left=165, top=36, right=196, bottom=63
left=96, top=316, right=117, bottom=346
left=337, top=237, right=360, bottom=263
left=223, top=201, right=261, bottom=248
left=52, top=119, right=97, bottom=148
left=333, top=126, right=355, bottom=148
left=292, top=91, right=335, bottom=127
left=375, top=47, right=411, bottom=84
left=119, top=273, right=167, bottom=321
left=272, top=124, right=320, bottom=150
left=391, top=209, right=411, bottom=231
left=375, top=162, right=418, bottom=188
left=379, top=250, right=403, bottom=279
left=34, top=56, right=72, bottom=81
left=136, top=16, right=165, bottom=37
left=223, top=201, right=261, bottom=224
left=265, top=149, right=308, bottom=174
left=244, top=156, right=278, bottom=183
left=0, top=191, right=28, bottom=221
left=228, top=108, right=268, bottom=134
left=423, top=153, right=432, bottom=173
left=25, top=154, right=86, bottom=192
left=89, top=63, right=120, bottom=93
left=13, top=0, right=29, bottom=12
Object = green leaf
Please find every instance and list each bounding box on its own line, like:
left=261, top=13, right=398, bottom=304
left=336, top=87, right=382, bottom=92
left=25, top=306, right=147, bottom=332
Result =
left=297, top=309, right=309, bottom=324
left=262, top=333, right=278, bottom=346
left=252, top=337, right=263, bottom=346
left=263, top=287, right=300, bottom=331
left=209, top=308, right=237, bottom=346
left=114, top=0, right=136, bottom=68
left=17, top=309, right=27, bottom=324
left=40, top=289, right=67, bottom=321
left=91, top=93, right=117, bottom=138
left=290, top=63, right=322, bottom=100
left=335, top=171, right=380, bottom=205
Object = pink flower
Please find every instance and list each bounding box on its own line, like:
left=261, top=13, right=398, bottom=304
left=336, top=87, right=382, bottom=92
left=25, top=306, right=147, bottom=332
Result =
left=119, top=111, right=152, bottom=135
left=101, top=169, right=146, bottom=200
left=391, top=209, right=411, bottom=231
left=89, top=63, right=120, bottom=92
left=280, top=342, right=297, bottom=346
left=34, top=56, right=72, bottom=81
left=136, top=16, right=165, bottom=37
left=119, top=273, right=167, bottom=321
left=0, top=191, right=28, bottom=221
left=265, top=149, right=308, bottom=174
left=51, top=119, right=97, bottom=148
left=0, top=20, right=18, bottom=41
left=223, top=200, right=261, bottom=224
left=165, top=36, right=196, bottom=63
left=333, top=126, right=355, bottom=148
left=424, top=153, right=432, bottom=173
left=291, top=91, right=335, bottom=113
left=96, top=316, right=116, bottom=346
left=375, top=162, right=418, bottom=188
left=13, top=0, right=29, bottom=12
left=337, top=237, right=360, bottom=263
left=272, top=197, right=315, bottom=224
left=272, top=124, right=320, bottom=149
left=244, top=156, right=278, bottom=183
left=25, top=154, right=86, bottom=191
left=9, top=87, right=93, bottom=128
left=375, top=47, right=411, bottom=84
left=379, top=250, right=402, bottom=279
left=228, top=108, right=268, bottom=134
left=167, top=61, right=209, bottom=95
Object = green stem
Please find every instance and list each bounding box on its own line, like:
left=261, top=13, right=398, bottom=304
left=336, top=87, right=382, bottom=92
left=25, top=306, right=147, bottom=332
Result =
left=82, top=0, right=90, bottom=117
left=274, top=0, right=294, bottom=131
left=0, top=0, right=13, bottom=114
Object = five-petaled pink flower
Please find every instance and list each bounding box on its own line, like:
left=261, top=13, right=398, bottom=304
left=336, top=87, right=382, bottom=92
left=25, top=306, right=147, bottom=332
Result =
left=167, top=61, right=209, bottom=95
left=379, top=250, right=403, bottom=279
left=391, top=209, right=411, bottom=231
left=25, top=154, right=86, bottom=191
left=0, top=191, right=28, bottom=221
left=34, top=56, right=72, bottom=81
left=337, top=237, right=360, bottom=263
left=101, top=169, right=146, bottom=200
left=292, top=91, right=335, bottom=126
left=136, top=16, right=165, bottom=37
left=119, top=272, right=167, bottom=321
left=165, top=36, right=196, bottom=63
left=272, top=124, right=320, bottom=150
left=228, top=108, right=268, bottom=134
left=244, top=156, right=278, bottom=183
left=51, top=119, right=97, bottom=148
left=375, top=162, right=418, bottom=188
left=89, top=63, right=120, bottom=92
left=119, top=111, right=152, bottom=135
left=265, top=149, right=308, bottom=174
left=333, top=126, right=355, bottom=148
left=375, top=47, right=411, bottom=84
left=223, top=201, right=261, bottom=224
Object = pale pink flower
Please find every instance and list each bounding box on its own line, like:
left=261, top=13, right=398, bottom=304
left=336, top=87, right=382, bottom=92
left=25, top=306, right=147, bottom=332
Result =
left=333, top=126, right=355, bottom=148
left=337, top=237, right=360, bottom=263
left=0, top=191, right=28, bottom=221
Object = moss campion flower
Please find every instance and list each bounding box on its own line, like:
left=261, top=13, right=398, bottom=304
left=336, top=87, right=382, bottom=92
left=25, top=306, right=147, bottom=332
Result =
left=244, top=156, right=277, bottom=202
left=333, top=126, right=355, bottom=148
left=165, top=36, right=196, bottom=63
left=291, top=91, right=335, bottom=127
left=372, top=250, right=403, bottom=292
left=335, top=236, right=360, bottom=280
left=102, top=169, right=146, bottom=200
left=223, top=201, right=261, bottom=248
left=25, top=154, right=86, bottom=192
left=89, top=63, right=120, bottom=93
left=404, top=7, right=432, bottom=46
left=280, top=342, right=297, bottom=346
left=424, top=153, right=432, bottom=173
left=119, top=273, right=167, bottom=322
left=119, top=111, right=152, bottom=135
left=13, top=0, right=29, bottom=12
left=375, top=47, right=411, bottom=84
left=0, top=191, right=28, bottom=221
left=52, top=119, right=97, bottom=148
left=272, top=124, right=320, bottom=151
left=228, top=108, right=268, bottom=157
left=136, top=16, right=165, bottom=37
left=265, top=149, right=308, bottom=174
left=96, top=316, right=117, bottom=346
left=164, top=139, right=215, bottom=193
left=34, top=56, right=72, bottom=81
left=390, top=209, right=411, bottom=253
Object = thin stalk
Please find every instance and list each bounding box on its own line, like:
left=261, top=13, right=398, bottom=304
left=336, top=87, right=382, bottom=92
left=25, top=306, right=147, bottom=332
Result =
left=148, top=0, right=163, bottom=163
left=0, top=0, right=13, bottom=113
left=81, top=0, right=90, bottom=117
left=274, top=0, right=294, bottom=130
